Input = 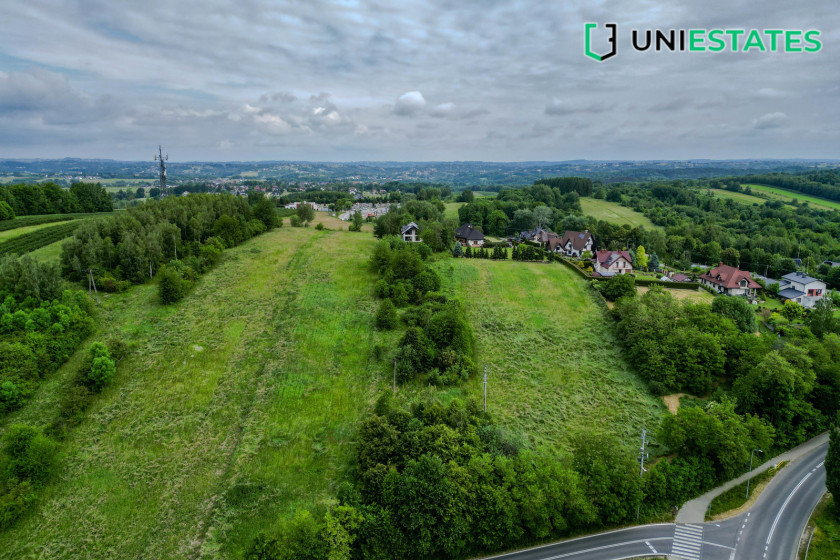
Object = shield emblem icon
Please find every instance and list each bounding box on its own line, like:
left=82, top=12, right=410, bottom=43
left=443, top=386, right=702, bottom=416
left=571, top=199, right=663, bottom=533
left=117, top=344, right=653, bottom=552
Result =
left=584, top=23, right=617, bottom=62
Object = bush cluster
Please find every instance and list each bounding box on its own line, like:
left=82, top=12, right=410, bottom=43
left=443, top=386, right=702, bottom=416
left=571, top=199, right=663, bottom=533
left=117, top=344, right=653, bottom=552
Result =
left=0, top=289, right=94, bottom=415
left=0, top=424, right=59, bottom=530
left=614, top=287, right=840, bottom=448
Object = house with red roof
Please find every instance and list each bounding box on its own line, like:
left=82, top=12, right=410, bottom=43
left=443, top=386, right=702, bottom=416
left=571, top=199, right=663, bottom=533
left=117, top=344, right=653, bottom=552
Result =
left=698, top=263, right=761, bottom=297
left=593, top=250, right=633, bottom=276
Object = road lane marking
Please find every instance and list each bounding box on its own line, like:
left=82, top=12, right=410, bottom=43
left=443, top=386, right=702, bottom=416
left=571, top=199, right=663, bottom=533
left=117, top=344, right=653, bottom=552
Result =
left=766, top=471, right=813, bottom=545
left=645, top=540, right=657, bottom=554
left=536, top=537, right=671, bottom=560
left=477, top=524, right=674, bottom=560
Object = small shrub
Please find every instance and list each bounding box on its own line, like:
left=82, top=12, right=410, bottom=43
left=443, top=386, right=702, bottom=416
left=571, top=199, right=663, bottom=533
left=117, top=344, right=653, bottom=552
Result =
left=315, top=222, right=324, bottom=231
left=374, top=300, right=398, bottom=330
left=1, top=424, right=59, bottom=484
left=290, top=215, right=303, bottom=227
left=83, top=342, right=115, bottom=391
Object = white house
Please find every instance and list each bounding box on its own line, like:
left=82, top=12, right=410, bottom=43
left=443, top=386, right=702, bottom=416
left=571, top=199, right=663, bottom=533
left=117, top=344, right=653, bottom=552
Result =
left=401, top=222, right=421, bottom=243
left=777, top=272, right=826, bottom=309
left=699, top=263, right=761, bottom=297
left=593, top=250, right=633, bottom=276
left=551, top=230, right=594, bottom=257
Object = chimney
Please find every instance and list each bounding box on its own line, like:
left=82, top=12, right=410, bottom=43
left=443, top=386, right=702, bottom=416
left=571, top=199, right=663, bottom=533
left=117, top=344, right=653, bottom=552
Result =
left=719, top=262, right=724, bottom=267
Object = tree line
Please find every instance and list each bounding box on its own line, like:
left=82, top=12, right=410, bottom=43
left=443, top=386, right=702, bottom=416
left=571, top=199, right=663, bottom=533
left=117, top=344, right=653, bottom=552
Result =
left=59, top=193, right=278, bottom=302
left=0, top=182, right=112, bottom=216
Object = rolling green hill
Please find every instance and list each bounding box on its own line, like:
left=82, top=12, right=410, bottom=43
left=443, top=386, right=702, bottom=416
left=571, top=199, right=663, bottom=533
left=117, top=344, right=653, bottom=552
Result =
left=580, top=197, right=658, bottom=229
left=0, top=221, right=663, bottom=558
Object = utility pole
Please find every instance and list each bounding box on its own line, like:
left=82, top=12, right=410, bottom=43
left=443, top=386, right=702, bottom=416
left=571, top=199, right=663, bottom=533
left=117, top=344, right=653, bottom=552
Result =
left=154, top=145, right=168, bottom=197
left=746, top=449, right=764, bottom=499
left=483, top=365, right=488, bottom=413
left=636, top=429, right=648, bottom=520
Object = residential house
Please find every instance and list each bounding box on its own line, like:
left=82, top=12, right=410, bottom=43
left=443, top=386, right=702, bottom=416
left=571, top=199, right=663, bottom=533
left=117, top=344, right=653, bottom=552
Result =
left=401, top=222, right=421, bottom=243
left=698, top=263, right=761, bottom=297
left=593, top=250, right=633, bottom=276
left=671, top=273, right=692, bottom=283
left=519, top=227, right=558, bottom=246
left=455, top=223, right=485, bottom=248
left=777, top=272, right=826, bottom=309
left=553, top=230, right=594, bottom=257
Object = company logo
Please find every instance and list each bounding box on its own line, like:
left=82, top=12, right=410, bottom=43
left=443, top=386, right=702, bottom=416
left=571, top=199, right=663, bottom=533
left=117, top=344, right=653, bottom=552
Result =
left=584, top=23, right=822, bottom=62
left=584, top=23, right=617, bottom=62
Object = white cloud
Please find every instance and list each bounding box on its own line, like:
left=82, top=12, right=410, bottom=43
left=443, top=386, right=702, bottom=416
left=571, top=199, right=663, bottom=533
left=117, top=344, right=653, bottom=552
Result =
left=393, top=91, right=426, bottom=116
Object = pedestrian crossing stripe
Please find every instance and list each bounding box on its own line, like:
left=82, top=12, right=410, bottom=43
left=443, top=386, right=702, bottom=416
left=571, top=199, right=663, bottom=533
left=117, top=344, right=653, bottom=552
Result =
left=672, top=524, right=703, bottom=560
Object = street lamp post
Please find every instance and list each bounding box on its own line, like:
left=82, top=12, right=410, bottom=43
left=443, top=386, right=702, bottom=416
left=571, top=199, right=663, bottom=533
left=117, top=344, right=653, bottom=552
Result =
left=746, top=449, right=764, bottom=499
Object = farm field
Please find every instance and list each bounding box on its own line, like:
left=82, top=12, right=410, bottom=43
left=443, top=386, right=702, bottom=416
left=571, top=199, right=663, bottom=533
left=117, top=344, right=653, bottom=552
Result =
left=580, top=197, right=659, bottom=229
left=431, top=257, right=666, bottom=450
left=28, top=238, right=67, bottom=263
left=743, top=184, right=840, bottom=211
left=0, top=220, right=67, bottom=242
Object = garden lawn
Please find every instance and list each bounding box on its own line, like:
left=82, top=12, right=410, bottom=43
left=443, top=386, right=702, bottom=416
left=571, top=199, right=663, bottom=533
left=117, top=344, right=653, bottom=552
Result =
left=580, top=197, right=659, bottom=229
left=0, top=225, right=384, bottom=560
left=431, top=257, right=666, bottom=450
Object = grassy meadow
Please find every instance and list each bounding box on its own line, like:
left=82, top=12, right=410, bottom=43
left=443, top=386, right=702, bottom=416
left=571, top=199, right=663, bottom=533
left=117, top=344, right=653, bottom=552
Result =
left=580, top=197, right=658, bottom=229
left=0, top=216, right=664, bottom=558
left=707, top=188, right=774, bottom=206
left=0, top=222, right=385, bottom=559
left=430, top=257, right=666, bottom=449
left=743, top=184, right=840, bottom=211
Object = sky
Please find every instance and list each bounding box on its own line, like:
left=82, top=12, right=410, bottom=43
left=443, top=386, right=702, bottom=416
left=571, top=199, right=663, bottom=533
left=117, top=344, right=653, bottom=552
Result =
left=0, top=0, right=837, bottom=161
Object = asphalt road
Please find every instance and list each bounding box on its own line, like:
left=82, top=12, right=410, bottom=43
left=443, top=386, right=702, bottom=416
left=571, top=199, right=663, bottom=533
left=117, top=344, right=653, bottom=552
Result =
left=479, top=441, right=828, bottom=560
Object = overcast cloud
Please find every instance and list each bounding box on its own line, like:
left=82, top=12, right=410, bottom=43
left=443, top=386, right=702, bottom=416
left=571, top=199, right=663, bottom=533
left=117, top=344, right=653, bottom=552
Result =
left=0, top=0, right=837, bottom=161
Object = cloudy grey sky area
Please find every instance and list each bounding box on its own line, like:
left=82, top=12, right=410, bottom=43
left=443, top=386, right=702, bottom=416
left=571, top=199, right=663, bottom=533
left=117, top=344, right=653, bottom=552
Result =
left=0, top=0, right=837, bottom=161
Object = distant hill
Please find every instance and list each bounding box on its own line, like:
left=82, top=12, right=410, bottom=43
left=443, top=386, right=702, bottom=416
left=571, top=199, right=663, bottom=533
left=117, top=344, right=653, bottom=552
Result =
left=0, top=158, right=838, bottom=186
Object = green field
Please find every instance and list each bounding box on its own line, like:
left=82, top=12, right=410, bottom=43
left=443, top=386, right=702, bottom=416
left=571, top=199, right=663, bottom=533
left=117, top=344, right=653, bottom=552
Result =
left=431, top=258, right=665, bottom=449
left=0, top=226, right=385, bottom=559
left=444, top=201, right=463, bottom=220
left=0, top=224, right=664, bottom=558
left=28, top=238, right=68, bottom=263
left=708, top=188, right=773, bottom=206
left=743, top=184, right=840, bottom=211
left=580, top=198, right=659, bottom=229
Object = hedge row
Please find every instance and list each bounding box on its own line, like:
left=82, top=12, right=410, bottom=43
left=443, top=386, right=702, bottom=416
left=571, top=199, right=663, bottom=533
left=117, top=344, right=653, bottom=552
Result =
left=635, top=278, right=701, bottom=289
left=0, top=221, right=81, bottom=256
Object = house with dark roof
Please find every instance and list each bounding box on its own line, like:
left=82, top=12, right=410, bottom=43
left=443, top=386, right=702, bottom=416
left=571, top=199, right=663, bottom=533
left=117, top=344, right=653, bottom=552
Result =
left=401, top=222, right=420, bottom=243
left=671, top=273, right=692, bottom=283
left=593, top=250, right=633, bottom=276
left=519, top=227, right=558, bottom=246
left=455, top=223, right=485, bottom=248
left=553, top=230, right=594, bottom=257
left=699, top=263, right=761, bottom=297
left=777, top=272, right=826, bottom=309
